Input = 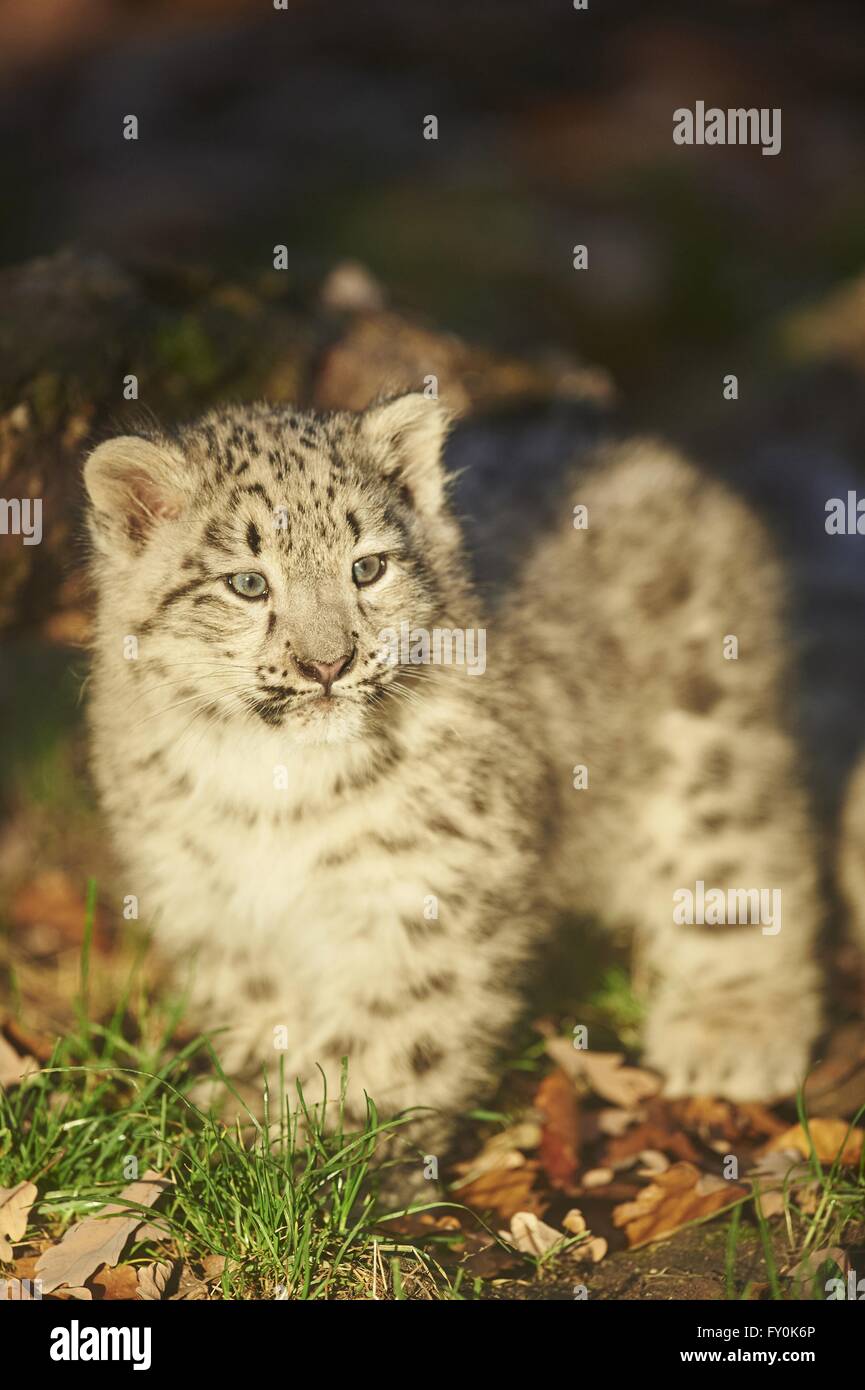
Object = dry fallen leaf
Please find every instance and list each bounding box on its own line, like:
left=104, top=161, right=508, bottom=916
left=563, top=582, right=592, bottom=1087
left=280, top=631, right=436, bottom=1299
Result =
left=0, top=1034, right=39, bottom=1089
left=605, top=1116, right=702, bottom=1166
left=748, top=1148, right=807, bottom=1183
left=764, top=1119, right=863, bottom=1167
left=418, top=1213, right=461, bottom=1231
left=451, top=1120, right=541, bottom=1187
left=35, top=1172, right=172, bottom=1294
left=597, top=1107, right=644, bottom=1137
left=498, top=1211, right=566, bottom=1258
left=535, top=1069, right=580, bottom=1189
left=140, top=1262, right=218, bottom=1301
left=744, top=1281, right=770, bottom=1300
left=582, top=1167, right=615, bottom=1188
left=134, top=1218, right=172, bottom=1243
left=4, top=1254, right=43, bottom=1299
left=612, top=1161, right=747, bottom=1249
left=137, top=1261, right=174, bottom=1300
left=0, top=1182, right=37, bottom=1261
left=454, top=1161, right=542, bottom=1220
left=201, top=1254, right=227, bottom=1283
left=572, top=1236, right=608, bottom=1264
left=791, top=1246, right=849, bottom=1283
left=562, top=1208, right=587, bottom=1235
left=452, top=1147, right=527, bottom=1185
left=544, top=1038, right=660, bottom=1108
left=90, top=1264, right=140, bottom=1300
left=636, top=1149, right=670, bottom=1175
left=671, top=1097, right=787, bottom=1142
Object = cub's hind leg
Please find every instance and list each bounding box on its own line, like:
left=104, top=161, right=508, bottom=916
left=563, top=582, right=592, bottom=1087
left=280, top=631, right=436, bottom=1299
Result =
left=621, top=713, right=822, bottom=1100
left=517, top=439, right=823, bottom=1101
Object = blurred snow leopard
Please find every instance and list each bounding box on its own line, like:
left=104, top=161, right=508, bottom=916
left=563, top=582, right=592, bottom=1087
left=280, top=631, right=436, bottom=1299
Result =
left=84, top=393, right=822, bottom=1158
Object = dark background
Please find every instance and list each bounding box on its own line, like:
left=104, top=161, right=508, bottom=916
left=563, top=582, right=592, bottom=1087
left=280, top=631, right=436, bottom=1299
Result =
left=0, top=0, right=862, bottom=414
left=2, top=0, right=865, bottom=819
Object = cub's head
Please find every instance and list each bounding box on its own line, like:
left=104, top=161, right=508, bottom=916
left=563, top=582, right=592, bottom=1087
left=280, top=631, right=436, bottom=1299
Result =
left=84, top=394, right=467, bottom=744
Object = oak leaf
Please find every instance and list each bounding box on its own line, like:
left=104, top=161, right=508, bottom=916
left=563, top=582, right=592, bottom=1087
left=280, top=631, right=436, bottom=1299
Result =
left=0, top=1182, right=37, bottom=1261
left=90, top=1264, right=140, bottom=1299
left=454, top=1161, right=542, bottom=1220
left=498, top=1211, right=567, bottom=1258
left=35, top=1172, right=171, bottom=1294
left=137, top=1261, right=174, bottom=1300
left=545, top=1038, right=659, bottom=1107
left=612, top=1161, right=747, bottom=1248
left=764, top=1119, right=863, bottom=1167
left=535, top=1069, right=580, bottom=1189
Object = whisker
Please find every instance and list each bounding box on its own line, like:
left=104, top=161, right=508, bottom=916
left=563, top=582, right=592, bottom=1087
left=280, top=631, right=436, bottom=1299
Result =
left=130, top=682, right=261, bottom=730
left=126, top=668, right=261, bottom=708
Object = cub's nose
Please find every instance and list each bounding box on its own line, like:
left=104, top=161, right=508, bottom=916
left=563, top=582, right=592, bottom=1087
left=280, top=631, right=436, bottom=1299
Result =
left=294, top=649, right=355, bottom=695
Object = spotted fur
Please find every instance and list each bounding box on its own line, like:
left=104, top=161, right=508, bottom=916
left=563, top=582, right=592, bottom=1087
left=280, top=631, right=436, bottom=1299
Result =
left=838, top=756, right=865, bottom=959
left=84, top=397, right=822, bottom=1159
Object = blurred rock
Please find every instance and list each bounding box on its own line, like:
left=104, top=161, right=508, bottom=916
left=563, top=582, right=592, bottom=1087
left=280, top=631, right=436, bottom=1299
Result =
left=319, top=260, right=386, bottom=314
left=0, top=247, right=608, bottom=638
left=313, top=310, right=612, bottom=416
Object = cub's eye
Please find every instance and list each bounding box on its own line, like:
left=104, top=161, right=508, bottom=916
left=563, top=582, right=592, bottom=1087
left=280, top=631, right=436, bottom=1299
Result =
left=352, top=554, right=386, bottom=587
left=227, top=572, right=268, bottom=599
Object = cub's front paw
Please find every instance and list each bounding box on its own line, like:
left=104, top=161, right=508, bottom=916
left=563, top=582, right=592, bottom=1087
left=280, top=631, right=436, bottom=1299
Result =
left=643, top=998, right=818, bottom=1103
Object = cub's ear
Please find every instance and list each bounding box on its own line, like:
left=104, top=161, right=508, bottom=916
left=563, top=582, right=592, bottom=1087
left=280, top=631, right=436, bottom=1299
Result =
left=360, top=394, right=452, bottom=514
left=84, top=436, right=190, bottom=549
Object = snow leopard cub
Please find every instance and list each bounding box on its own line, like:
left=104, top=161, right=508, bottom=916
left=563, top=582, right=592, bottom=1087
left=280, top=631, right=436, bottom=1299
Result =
left=84, top=394, right=821, bottom=1155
